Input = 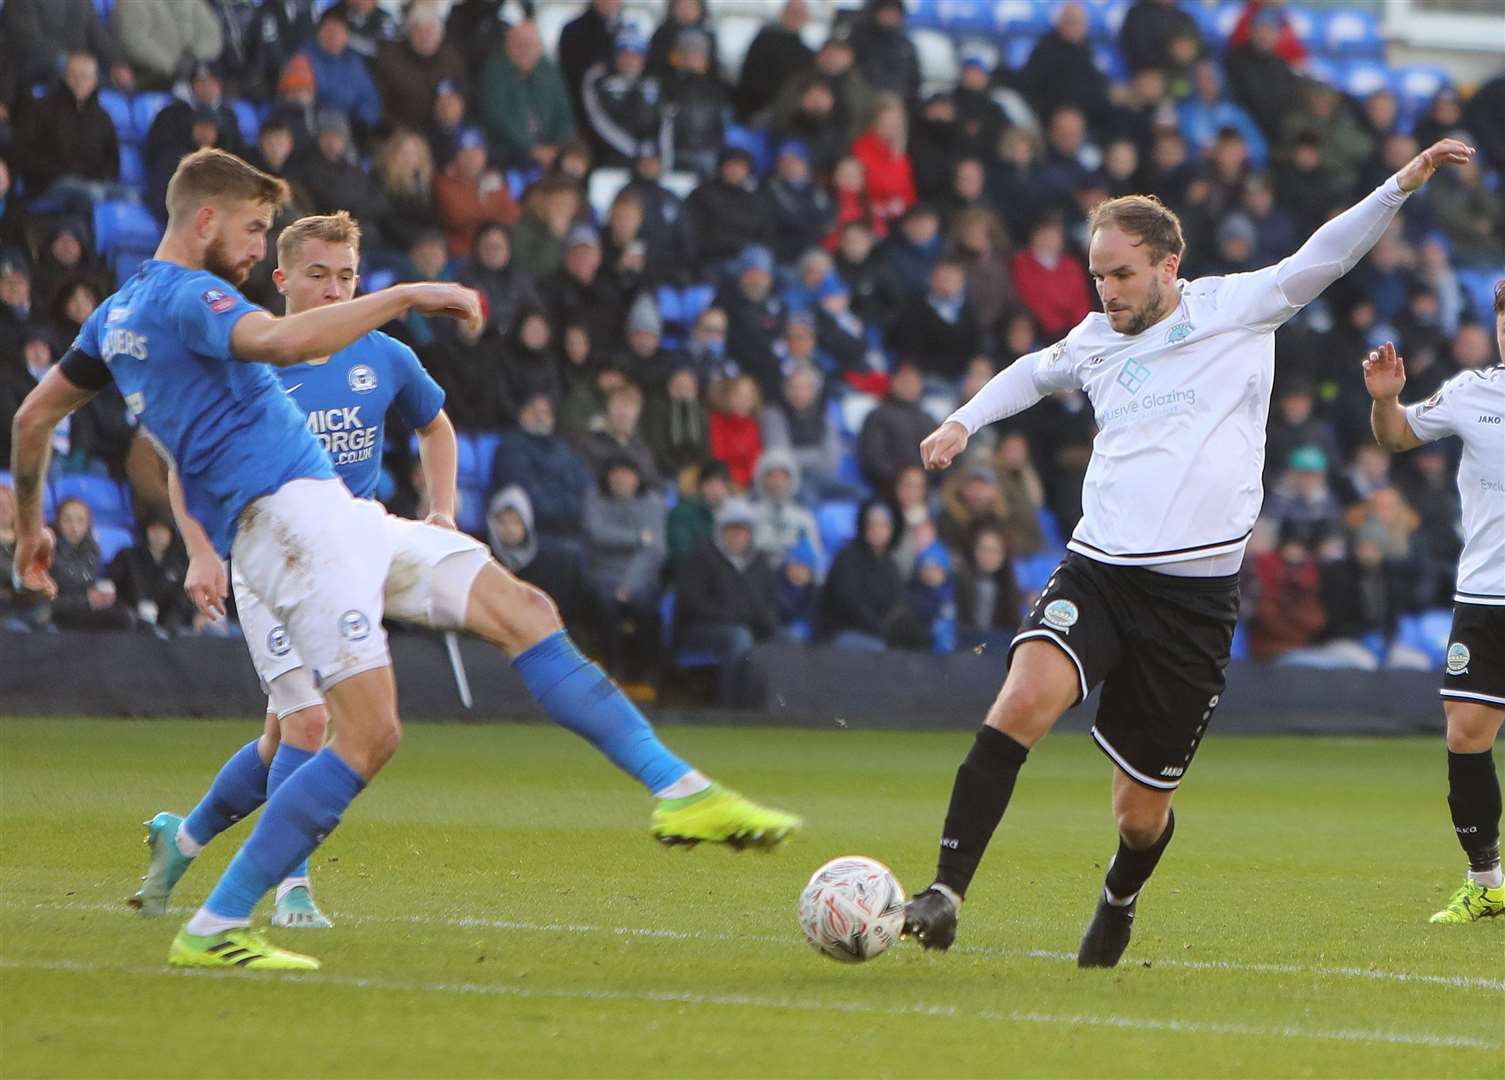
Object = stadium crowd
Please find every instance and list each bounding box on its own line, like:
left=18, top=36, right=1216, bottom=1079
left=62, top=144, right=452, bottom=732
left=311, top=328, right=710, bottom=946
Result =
left=1, top=0, right=1503, bottom=700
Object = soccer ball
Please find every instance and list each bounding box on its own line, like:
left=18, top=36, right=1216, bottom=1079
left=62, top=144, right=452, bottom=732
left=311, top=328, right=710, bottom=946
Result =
left=797, top=856, right=907, bottom=963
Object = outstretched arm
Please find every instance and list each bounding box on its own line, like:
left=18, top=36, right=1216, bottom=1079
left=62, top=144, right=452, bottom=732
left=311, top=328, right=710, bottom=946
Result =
left=922, top=351, right=1053, bottom=470
left=230, top=283, right=484, bottom=366
left=1274, top=139, right=1474, bottom=309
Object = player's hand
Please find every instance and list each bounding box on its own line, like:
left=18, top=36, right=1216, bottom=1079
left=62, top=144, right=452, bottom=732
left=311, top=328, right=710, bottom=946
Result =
left=1395, top=138, right=1474, bottom=193
left=920, top=420, right=969, bottom=471
left=13, top=526, right=57, bottom=600
left=407, top=283, right=485, bottom=335
left=184, top=551, right=227, bottom=619
left=1362, top=341, right=1406, bottom=402
left=425, top=511, right=457, bottom=531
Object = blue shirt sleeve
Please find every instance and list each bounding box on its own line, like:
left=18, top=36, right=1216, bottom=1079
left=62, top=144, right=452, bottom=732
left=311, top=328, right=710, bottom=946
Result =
left=390, top=338, right=446, bottom=429
left=169, top=271, right=263, bottom=362
left=71, top=302, right=106, bottom=358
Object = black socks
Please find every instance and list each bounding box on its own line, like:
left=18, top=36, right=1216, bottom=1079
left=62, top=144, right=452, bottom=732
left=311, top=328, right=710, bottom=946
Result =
left=1447, top=750, right=1502, bottom=873
left=934, top=726, right=1030, bottom=898
left=1104, top=810, right=1176, bottom=904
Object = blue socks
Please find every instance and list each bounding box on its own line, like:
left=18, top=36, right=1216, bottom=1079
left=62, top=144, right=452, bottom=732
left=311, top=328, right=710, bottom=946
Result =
left=514, top=631, right=691, bottom=795
left=268, top=743, right=317, bottom=883
left=202, top=748, right=365, bottom=922
left=182, top=739, right=270, bottom=848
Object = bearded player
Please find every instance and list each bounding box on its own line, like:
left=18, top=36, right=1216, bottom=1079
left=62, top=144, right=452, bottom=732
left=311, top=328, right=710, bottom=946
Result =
left=11, top=150, right=795, bottom=972
left=900, top=138, right=1473, bottom=966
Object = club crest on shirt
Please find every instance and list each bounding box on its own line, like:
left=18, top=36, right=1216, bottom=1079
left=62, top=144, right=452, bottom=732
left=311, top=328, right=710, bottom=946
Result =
left=348, top=364, right=378, bottom=393
left=1167, top=322, right=1192, bottom=343
left=267, top=624, right=292, bottom=657
left=1445, top=642, right=1470, bottom=676
left=339, top=610, right=371, bottom=642
left=1043, top=599, right=1079, bottom=632
left=201, top=289, right=236, bottom=314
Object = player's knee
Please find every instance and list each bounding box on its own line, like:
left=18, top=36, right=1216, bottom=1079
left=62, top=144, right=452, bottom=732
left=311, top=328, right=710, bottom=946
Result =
left=468, top=564, right=563, bottom=653
left=987, top=680, right=1065, bottom=744
left=280, top=704, right=329, bottom=751
left=1116, top=804, right=1171, bottom=850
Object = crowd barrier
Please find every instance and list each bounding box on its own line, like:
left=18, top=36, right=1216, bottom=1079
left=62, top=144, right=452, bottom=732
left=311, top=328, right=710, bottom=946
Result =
left=0, top=633, right=1445, bottom=737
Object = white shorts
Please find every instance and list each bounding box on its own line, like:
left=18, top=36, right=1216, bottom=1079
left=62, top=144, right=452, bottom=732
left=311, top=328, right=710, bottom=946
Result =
left=231, top=478, right=489, bottom=694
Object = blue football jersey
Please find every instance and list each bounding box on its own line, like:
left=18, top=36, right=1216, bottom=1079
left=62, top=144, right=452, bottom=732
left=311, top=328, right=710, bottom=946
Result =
left=277, top=332, right=445, bottom=500
left=70, top=260, right=334, bottom=555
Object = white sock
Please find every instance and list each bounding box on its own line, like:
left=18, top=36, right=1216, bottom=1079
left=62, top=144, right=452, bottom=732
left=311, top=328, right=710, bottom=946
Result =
left=185, top=906, right=249, bottom=936
left=174, top=822, right=204, bottom=858
left=1104, top=886, right=1138, bottom=907
left=653, top=770, right=711, bottom=800
left=275, top=877, right=311, bottom=904
left=1468, top=865, right=1504, bottom=889
left=929, top=882, right=963, bottom=909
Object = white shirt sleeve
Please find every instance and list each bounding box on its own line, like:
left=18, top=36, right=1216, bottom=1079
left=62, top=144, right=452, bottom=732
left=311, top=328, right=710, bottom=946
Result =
left=1405, top=376, right=1460, bottom=443
left=947, top=336, right=1080, bottom=435
left=1210, top=176, right=1411, bottom=333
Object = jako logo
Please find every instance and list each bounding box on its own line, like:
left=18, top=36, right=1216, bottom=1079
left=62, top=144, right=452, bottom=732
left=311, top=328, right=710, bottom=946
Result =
left=940, top=837, right=960, bottom=849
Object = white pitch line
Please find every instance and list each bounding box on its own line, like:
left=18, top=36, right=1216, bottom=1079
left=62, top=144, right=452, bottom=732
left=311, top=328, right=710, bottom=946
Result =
left=9, top=898, right=1505, bottom=993
left=1, top=956, right=1498, bottom=1053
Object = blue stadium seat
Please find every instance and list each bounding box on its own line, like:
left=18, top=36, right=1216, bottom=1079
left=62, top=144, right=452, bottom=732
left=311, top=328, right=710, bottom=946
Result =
left=934, top=0, right=991, bottom=33
left=470, top=432, right=502, bottom=480
left=1457, top=268, right=1504, bottom=323
left=131, top=92, right=172, bottom=139
left=1282, top=6, right=1320, bottom=50
left=1013, top=551, right=1058, bottom=595
left=1177, top=0, right=1220, bottom=42
left=111, top=249, right=150, bottom=283
left=1230, top=621, right=1250, bottom=662
left=230, top=98, right=261, bottom=142
left=454, top=433, right=483, bottom=490
left=1322, top=7, right=1382, bottom=58
left=1339, top=59, right=1391, bottom=100
left=679, top=284, right=715, bottom=326
left=658, top=592, right=720, bottom=669
left=723, top=124, right=771, bottom=176
left=1036, top=507, right=1064, bottom=551
left=118, top=144, right=145, bottom=189
left=816, top=499, right=859, bottom=555
left=1002, top=34, right=1038, bottom=71
left=1394, top=65, right=1451, bottom=112
left=1084, top=0, right=1130, bottom=41
left=95, top=524, right=135, bottom=565
left=458, top=484, right=487, bottom=536
left=990, top=0, right=1051, bottom=35
left=1303, top=55, right=1342, bottom=87
left=97, top=88, right=135, bottom=141
left=1090, top=42, right=1128, bottom=83
left=1212, top=1, right=1244, bottom=43
left=54, top=475, right=134, bottom=529
left=92, top=0, right=116, bottom=22
left=93, top=199, right=161, bottom=256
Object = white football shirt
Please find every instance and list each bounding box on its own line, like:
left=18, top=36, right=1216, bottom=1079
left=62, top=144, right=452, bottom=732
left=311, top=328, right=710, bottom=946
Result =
left=1405, top=364, right=1505, bottom=604
left=949, top=177, right=1412, bottom=575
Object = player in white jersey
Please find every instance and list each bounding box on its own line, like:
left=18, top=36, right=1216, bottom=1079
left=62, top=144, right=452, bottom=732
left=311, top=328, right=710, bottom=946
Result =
left=898, top=137, right=1475, bottom=966
left=1364, top=280, right=1505, bottom=925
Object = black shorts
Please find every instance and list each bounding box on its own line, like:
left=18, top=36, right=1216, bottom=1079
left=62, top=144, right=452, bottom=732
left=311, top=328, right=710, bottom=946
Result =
left=1439, top=604, right=1505, bottom=708
left=1008, top=553, right=1239, bottom=791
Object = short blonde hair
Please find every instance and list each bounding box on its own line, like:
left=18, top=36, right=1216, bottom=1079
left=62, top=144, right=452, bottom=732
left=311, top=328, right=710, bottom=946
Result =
left=276, top=211, right=363, bottom=269
left=1088, top=194, right=1186, bottom=264
left=165, top=148, right=289, bottom=224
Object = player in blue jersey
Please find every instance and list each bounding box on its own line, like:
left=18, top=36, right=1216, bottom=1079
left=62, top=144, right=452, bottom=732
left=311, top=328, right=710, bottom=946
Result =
left=128, top=209, right=798, bottom=933
left=129, top=211, right=457, bottom=929
left=10, top=149, right=798, bottom=972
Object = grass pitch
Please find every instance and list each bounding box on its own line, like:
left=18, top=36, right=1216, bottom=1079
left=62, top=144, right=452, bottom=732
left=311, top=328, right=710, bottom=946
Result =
left=0, top=716, right=1500, bottom=1078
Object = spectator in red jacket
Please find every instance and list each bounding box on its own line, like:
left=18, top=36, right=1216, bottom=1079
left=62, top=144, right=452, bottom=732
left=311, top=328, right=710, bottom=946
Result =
left=1010, top=212, right=1092, bottom=340
left=851, top=93, right=917, bottom=228
left=434, top=126, right=520, bottom=257
left=708, top=373, right=763, bottom=490
left=1249, top=522, right=1328, bottom=663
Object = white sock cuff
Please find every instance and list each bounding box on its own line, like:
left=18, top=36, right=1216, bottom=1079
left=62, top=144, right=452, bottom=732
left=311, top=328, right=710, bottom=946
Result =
left=174, top=822, right=204, bottom=858
left=929, top=882, right=963, bottom=908
left=276, top=877, right=311, bottom=904
left=1468, top=865, right=1504, bottom=889
left=653, top=770, right=711, bottom=800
